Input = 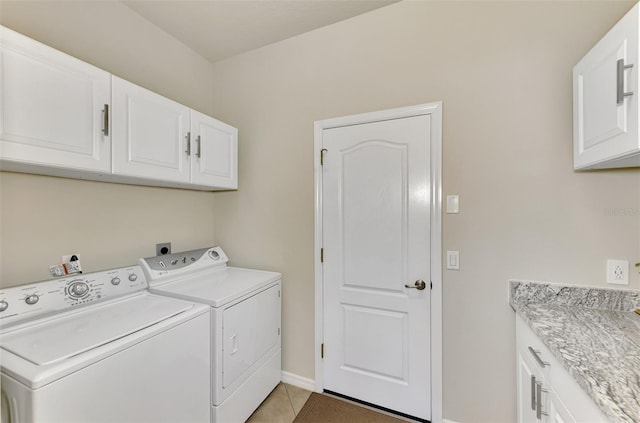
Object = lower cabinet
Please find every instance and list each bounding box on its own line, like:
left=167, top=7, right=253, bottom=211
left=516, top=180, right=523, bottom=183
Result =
left=515, top=315, right=608, bottom=423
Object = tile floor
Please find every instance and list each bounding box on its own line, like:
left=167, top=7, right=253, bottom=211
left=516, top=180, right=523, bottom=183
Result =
left=246, top=383, right=312, bottom=423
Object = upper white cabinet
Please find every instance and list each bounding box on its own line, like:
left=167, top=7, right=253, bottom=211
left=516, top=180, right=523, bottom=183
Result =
left=0, top=26, right=111, bottom=174
left=0, top=25, right=237, bottom=191
left=112, top=77, right=237, bottom=189
left=573, top=4, right=640, bottom=169
left=190, top=110, right=237, bottom=189
left=112, top=76, right=191, bottom=183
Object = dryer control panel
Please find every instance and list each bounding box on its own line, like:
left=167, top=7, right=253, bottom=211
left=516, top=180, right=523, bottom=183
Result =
left=0, top=266, right=146, bottom=328
left=140, top=246, right=228, bottom=284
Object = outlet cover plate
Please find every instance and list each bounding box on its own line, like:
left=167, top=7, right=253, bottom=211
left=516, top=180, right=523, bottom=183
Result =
left=607, top=259, right=629, bottom=285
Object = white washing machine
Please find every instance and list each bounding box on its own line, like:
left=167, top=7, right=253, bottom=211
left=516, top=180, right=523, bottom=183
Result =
left=139, top=246, right=281, bottom=423
left=0, top=265, right=211, bottom=423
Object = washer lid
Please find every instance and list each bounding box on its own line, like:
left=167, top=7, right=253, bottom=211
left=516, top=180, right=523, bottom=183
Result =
left=150, top=267, right=281, bottom=307
left=1, top=294, right=194, bottom=366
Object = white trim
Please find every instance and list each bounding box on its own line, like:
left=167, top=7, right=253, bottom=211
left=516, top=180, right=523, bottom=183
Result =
left=281, top=371, right=316, bottom=392
left=313, top=102, right=444, bottom=422
left=443, top=420, right=461, bottom=423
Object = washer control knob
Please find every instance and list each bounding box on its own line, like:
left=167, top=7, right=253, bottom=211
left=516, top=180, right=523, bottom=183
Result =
left=25, top=294, right=39, bottom=305
left=69, top=282, right=89, bottom=298
left=209, top=250, right=220, bottom=260
left=0, top=300, right=8, bottom=312
left=128, top=273, right=138, bottom=282
left=111, top=277, right=121, bottom=286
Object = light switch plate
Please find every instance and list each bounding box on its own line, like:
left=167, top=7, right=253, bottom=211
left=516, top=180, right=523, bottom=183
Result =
left=447, top=250, right=460, bottom=270
left=446, top=195, right=459, bottom=213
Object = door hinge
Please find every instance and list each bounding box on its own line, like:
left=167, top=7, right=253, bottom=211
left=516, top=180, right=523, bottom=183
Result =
left=321, top=343, right=324, bottom=359
left=320, top=148, right=327, bottom=166
left=431, top=281, right=433, bottom=290
left=320, top=248, right=324, bottom=263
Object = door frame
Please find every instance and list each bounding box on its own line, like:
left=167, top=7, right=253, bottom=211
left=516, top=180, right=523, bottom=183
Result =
left=313, top=102, right=443, bottom=423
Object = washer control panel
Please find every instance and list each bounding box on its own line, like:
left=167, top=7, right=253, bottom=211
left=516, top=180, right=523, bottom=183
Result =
left=0, top=266, right=146, bottom=328
left=140, top=246, right=228, bottom=284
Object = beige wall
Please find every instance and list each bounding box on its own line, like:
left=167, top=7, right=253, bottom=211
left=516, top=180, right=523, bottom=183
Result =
left=0, top=1, right=217, bottom=286
left=1, top=1, right=639, bottom=422
left=207, top=2, right=640, bottom=422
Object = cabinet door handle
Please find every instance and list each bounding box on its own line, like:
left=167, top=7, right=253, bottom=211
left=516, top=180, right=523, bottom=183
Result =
left=535, top=382, right=549, bottom=420
left=528, top=346, right=549, bottom=368
left=196, top=135, right=201, bottom=158
left=185, top=132, right=191, bottom=156
left=536, top=382, right=543, bottom=419
left=530, top=375, right=537, bottom=411
left=102, top=104, right=109, bottom=136
left=617, top=58, right=634, bottom=105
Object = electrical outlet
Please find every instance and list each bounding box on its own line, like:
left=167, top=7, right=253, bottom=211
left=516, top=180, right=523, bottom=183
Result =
left=607, top=260, right=629, bottom=285
left=156, top=242, right=171, bottom=256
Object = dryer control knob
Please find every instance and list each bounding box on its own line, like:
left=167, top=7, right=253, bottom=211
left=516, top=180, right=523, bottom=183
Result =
left=209, top=250, right=220, bottom=260
left=111, top=277, right=121, bottom=286
left=0, top=300, right=8, bottom=312
left=25, top=294, right=39, bottom=305
left=128, top=274, right=138, bottom=282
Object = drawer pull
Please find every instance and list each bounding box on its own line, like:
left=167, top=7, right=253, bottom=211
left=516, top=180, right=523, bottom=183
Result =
left=528, top=346, right=549, bottom=368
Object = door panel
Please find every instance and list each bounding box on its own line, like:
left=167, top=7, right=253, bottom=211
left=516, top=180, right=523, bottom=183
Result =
left=322, top=115, right=431, bottom=420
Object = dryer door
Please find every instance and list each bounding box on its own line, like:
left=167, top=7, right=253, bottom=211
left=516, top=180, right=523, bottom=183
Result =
left=222, top=284, right=280, bottom=388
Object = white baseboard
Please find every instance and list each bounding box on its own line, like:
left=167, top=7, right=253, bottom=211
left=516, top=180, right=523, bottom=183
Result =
left=281, top=371, right=316, bottom=391
left=443, top=419, right=461, bottom=423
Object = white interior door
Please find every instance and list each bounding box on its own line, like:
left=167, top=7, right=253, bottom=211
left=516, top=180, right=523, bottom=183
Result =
left=321, top=115, right=431, bottom=420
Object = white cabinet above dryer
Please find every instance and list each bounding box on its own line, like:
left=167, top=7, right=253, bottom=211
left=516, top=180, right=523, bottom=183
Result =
left=573, top=3, right=640, bottom=169
left=111, top=76, right=191, bottom=184
left=111, top=77, right=238, bottom=190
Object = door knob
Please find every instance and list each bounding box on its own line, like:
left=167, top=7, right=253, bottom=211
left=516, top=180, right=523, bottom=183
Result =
left=405, top=280, right=427, bottom=290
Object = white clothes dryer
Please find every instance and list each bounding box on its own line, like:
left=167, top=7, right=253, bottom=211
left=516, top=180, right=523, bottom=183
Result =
left=0, top=265, right=211, bottom=423
left=139, top=246, right=281, bottom=423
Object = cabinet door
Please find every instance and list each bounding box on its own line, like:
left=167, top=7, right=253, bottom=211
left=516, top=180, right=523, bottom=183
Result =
left=573, top=4, right=640, bottom=169
left=112, top=76, right=190, bottom=182
left=547, top=392, right=577, bottom=423
left=517, top=350, right=542, bottom=423
left=0, top=26, right=111, bottom=172
left=190, top=110, right=237, bottom=189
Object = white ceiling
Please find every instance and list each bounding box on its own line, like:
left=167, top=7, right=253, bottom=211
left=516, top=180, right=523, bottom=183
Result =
left=121, top=0, right=399, bottom=63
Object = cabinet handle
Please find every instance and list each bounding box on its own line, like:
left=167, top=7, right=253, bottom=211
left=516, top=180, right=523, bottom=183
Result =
left=617, top=58, right=634, bottom=105
left=185, top=132, right=191, bottom=156
left=196, top=135, right=201, bottom=158
left=535, top=382, right=549, bottom=420
left=528, top=346, right=549, bottom=368
left=102, top=104, right=109, bottom=136
left=530, top=375, right=537, bottom=411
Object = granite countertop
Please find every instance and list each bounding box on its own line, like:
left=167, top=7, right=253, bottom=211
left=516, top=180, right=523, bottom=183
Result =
left=510, top=281, right=640, bottom=423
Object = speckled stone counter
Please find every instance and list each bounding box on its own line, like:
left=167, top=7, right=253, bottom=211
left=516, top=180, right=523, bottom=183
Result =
left=510, top=281, right=640, bottom=423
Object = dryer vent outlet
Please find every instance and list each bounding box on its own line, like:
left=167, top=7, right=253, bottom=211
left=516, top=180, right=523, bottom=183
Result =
left=156, top=243, right=172, bottom=256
